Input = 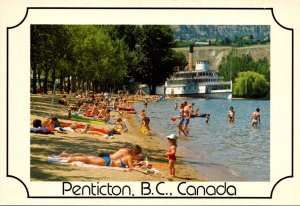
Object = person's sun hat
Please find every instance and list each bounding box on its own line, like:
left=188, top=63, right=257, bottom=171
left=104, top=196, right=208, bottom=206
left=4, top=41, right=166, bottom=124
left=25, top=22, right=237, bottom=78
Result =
left=166, top=134, right=177, bottom=140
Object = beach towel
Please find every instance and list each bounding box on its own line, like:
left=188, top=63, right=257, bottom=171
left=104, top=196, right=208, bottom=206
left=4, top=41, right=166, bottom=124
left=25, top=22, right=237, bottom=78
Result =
left=48, top=156, right=160, bottom=174
left=70, top=114, right=106, bottom=125
left=30, top=127, right=54, bottom=134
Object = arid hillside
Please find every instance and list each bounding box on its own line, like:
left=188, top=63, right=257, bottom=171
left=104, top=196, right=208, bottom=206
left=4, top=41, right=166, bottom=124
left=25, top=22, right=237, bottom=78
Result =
left=174, top=45, right=270, bottom=71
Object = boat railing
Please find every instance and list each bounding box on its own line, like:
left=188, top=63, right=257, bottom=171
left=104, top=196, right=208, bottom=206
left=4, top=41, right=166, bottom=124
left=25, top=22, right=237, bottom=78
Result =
left=170, top=76, right=224, bottom=80
left=210, top=89, right=232, bottom=93
left=167, top=81, right=232, bottom=87
left=205, top=81, right=232, bottom=85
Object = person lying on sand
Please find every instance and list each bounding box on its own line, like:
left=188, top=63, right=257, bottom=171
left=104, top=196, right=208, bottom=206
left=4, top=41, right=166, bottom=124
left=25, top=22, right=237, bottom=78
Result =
left=30, top=119, right=54, bottom=134
left=98, top=145, right=141, bottom=160
left=41, top=116, right=61, bottom=130
left=59, top=145, right=142, bottom=162
left=58, top=95, right=68, bottom=106
left=60, top=145, right=142, bottom=170
left=98, top=108, right=111, bottom=121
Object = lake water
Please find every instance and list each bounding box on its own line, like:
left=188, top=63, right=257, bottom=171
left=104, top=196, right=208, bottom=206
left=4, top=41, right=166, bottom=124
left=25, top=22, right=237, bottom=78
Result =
left=134, top=99, right=270, bottom=181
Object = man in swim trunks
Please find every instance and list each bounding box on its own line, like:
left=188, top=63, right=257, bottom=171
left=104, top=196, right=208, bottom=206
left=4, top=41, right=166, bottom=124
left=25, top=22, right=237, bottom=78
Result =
left=183, top=104, right=192, bottom=135
left=177, top=103, right=187, bottom=136
left=251, top=108, right=261, bottom=127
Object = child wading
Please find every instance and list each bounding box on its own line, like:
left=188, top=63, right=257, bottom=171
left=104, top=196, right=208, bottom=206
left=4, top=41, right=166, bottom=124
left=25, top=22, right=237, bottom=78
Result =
left=166, top=134, right=177, bottom=177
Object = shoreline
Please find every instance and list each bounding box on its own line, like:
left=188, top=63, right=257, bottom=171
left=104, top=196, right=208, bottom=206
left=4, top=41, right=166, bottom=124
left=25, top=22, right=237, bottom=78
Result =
left=30, top=94, right=206, bottom=181
left=134, top=101, right=246, bottom=181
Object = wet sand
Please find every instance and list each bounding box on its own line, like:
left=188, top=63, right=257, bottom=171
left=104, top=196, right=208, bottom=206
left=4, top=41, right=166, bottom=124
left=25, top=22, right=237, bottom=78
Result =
left=30, top=94, right=205, bottom=182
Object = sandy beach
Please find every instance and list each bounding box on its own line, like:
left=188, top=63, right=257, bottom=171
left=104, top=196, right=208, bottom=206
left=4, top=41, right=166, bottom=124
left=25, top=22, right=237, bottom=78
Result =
left=30, top=94, right=205, bottom=182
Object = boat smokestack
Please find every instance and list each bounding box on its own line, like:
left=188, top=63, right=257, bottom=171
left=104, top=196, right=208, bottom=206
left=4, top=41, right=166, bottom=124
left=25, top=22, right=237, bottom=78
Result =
left=188, top=44, right=193, bottom=70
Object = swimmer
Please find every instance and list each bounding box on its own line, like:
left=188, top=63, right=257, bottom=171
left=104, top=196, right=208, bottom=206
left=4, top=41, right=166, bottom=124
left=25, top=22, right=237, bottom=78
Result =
left=177, top=103, right=187, bottom=136
left=227, top=106, right=235, bottom=123
left=183, top=104, right=192, bottom=135
left=174, top=103, right=178, bottom=111
left=251, top=108, right=261, bottom=127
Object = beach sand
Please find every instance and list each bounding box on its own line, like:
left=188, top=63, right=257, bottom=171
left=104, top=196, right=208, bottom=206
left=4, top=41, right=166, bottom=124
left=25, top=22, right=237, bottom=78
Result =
left=30, top=94, right=205, bottom=182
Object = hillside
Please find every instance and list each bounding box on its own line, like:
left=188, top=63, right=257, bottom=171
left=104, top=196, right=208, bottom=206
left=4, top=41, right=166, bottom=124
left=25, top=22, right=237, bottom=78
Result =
left=173, top=45, right=270, bottom=71
left=171, top=25, right=270, bottom=41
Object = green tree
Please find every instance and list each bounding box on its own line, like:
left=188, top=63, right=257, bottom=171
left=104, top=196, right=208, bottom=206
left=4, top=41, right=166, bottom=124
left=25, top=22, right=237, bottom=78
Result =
left=31, top=25, right=55, bottom=94
left=218, top=47, right=239, bottom=81
left=255, top=57, right=270, bottom=81
left=224, top=37, right=231, bottom=45
left=233, top=71, right=269, bottom=98
left=137, top=25, right=186, bottom=94
left=31, top=25, right=187, bottom=94
left=219, top=47, right=267, bottom=82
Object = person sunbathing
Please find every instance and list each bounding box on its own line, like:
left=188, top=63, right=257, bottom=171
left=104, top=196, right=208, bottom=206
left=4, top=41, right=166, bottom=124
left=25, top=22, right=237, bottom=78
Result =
left=98, top=108, right=111, bottom=121
left=59, top=145, right=141, bottom=162
left=112, top=118, right=128, bottom=133
left=58, top=95, right=68, bottom=106
left=41, top=116, right=60, bottom=129
left=98, top=145, right=141, bottom=160
left=62, top=145, right=142, bottom=169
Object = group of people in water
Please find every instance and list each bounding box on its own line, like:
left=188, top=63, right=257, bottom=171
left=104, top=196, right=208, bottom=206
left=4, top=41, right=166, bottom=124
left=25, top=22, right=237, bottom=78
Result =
left=173, top=101, right=261, bottom=137
left=227, top=106, right=261, bottom=127
left=174, top=101, right=211, bottom=136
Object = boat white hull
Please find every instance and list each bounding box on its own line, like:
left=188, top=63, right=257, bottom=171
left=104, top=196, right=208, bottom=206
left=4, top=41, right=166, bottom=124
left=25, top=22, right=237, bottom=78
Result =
left=165, top=87, right=232, bottom=99
left=168, top=93, right=231, bottom=99
left=201, top=92, right=232, bottom=100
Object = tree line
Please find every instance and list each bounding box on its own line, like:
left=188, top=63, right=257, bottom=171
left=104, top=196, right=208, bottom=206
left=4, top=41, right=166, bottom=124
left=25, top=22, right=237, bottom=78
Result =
left=174, top=34, right=270, bottom=48
left=31, top=25, right=187, bottom=95
left=218, top=47, right=270, bottom=98
left=172, top=25, right=270, bottom=42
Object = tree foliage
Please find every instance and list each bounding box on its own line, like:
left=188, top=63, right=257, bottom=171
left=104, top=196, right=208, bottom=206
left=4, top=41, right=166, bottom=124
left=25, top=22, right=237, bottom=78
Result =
left=233, top=71, right=269, bottom=98
left=172, top=25, right=270, bottom=42
left=218, top=47, right=270, bottom=82
left=218, top=47, right=270, bottom=98
left=136, top=25, right=187, bottom=94
left=31, top=25, right=186, bottom=94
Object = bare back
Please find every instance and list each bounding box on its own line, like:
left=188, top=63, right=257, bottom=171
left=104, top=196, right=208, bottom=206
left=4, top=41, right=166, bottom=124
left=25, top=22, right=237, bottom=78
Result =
left=252, top=112, right=260, bottom=120
left=110, top=148, right=131, bottom=160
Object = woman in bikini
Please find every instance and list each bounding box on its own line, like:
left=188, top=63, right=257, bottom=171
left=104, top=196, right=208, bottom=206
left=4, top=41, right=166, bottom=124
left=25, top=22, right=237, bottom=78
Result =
left=59, top=145, right=142, bottom=169
left=227, top=106, right=235, bottom=123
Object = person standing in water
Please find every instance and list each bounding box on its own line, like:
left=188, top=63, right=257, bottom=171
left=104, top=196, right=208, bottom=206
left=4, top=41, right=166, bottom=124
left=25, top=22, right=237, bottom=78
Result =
left=183, top=104, right=192, bottom=135
left=174, top=103, right=178, bottom=111
left=166, top=134, right=177, bottom=177
left=141, top=109, right=150, bottom=130
left=251, top=108, right=261, bottom=127
left=144, top=99, right=148, bottom=108
left=227, top=106, right=235, bottom=123
left=177, top=103, right=187, bottom=136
